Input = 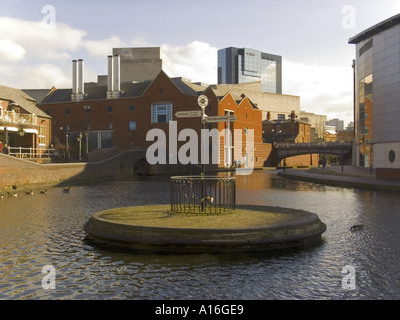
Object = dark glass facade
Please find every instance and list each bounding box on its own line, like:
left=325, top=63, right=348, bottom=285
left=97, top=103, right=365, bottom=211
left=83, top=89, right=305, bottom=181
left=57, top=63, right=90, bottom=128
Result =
left=218, top=47, right=282, bottom=94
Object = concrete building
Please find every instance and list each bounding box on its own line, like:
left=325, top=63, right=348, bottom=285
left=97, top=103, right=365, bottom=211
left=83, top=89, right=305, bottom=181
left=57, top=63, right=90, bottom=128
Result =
left=349, top=13, right=400, bottom=179
left=299, top=110, right=327, bottom=141
left=209, top=81, right=300, bottom=121
left=0, top=85, right=52, bottom=153
left=112, top=47, right=176, bottom=83
left=325, top=118, right=344, bottom=131
left=218, top=47, right=282, bottom=94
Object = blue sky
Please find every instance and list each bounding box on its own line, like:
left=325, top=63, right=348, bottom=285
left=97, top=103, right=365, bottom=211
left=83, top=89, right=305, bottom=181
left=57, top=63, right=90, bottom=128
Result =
left=1, top=0, right=400, bottom=125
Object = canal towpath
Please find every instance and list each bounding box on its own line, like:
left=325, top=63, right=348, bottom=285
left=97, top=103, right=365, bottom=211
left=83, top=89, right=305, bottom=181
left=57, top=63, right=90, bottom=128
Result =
left=278, top=165, right=400, bottom=191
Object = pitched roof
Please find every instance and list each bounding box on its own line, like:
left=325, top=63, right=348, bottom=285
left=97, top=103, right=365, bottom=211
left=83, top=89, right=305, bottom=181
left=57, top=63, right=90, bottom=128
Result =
left=0, top=84, right=51, bottom=118
left=22, top=88, right=55, bottom=104
left=40, top=72, right=204, bottom=104
left=42, top=81, right=153, bottom=104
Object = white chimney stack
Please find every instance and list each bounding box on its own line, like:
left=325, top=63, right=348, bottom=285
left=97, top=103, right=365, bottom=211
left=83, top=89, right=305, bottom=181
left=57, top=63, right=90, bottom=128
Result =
left=107, top=54, right=121, bottom=99
left=78, top=59, right=84, bottom=94
left=107, top=55, right=114, bottom=92
left=113, top=54, right=120, bottom=92
left=71, top=59, right=85, bottom=101
left=72, top=60, right=78, bottom=94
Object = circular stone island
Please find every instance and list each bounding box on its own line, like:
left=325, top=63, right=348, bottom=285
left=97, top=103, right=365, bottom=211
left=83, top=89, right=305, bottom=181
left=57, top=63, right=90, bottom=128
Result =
left=83, top=204, right=327, bottom=254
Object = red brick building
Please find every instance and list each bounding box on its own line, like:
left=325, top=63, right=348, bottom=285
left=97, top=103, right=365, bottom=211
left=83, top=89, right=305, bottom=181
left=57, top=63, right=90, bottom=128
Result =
left=0, top=85, right=52, bottom=156
left=262, top=112, right=319, bottom=167
left=38, top=70, right=267, bottom=170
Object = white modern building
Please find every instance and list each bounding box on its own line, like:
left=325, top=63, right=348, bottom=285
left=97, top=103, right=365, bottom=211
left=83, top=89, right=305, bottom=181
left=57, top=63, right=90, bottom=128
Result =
left=349, top=13, right=400, bottom=179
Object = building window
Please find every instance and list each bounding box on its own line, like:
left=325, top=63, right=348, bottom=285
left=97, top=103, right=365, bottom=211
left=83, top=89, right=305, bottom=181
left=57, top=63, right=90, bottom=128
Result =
left=129, top=121, right=136, bottom=131
left=85, top=106, right=91, bottom=114
left=244, top=127, right=248, bottom=135
left=108, top=123, right=113, bottom=130
left=45, top=110, right=50, bottom=116
left=278, top=114, right=285, bottom=120
left=87, top=124, right=91, bottom=130
left=151, top=103, right=172, bottom=123
left=129, top=105, right=135, bottom=112
left=107, top=106, right=113, bottom=113
left=66, top=125, right=70, bottom=131
left=65, top=109, right=70, bottom=115
left=39, top=126, right=46, bottom=146
left=389, top=150, right=395, bottom=163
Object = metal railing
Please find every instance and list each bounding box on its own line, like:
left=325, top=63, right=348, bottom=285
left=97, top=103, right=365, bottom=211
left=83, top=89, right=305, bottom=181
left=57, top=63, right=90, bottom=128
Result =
left=170, top=176, right=236, bottom=214
left=8, top=147, right=55, bottom=159
left=0, top=111, right=38, bottom=126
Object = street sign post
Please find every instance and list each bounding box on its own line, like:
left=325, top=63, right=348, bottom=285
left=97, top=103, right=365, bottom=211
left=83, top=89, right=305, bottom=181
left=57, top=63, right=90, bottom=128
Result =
left=175, top=110, right=202, bottom=118
left=204, top=115, right=237, bottom=123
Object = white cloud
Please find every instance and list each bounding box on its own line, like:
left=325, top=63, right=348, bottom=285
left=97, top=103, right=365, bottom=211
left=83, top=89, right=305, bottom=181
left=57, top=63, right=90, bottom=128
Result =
left=283, top=59, right=354, bottom=124
left=0, top=16, right=86, bottom=61
left=84, top=36, right=126, bottom=58
left=161, top=41, right=218, bottom=84
left=20, top=64, right=70, bottom=88
left=0, top=39, right=26, bottom=62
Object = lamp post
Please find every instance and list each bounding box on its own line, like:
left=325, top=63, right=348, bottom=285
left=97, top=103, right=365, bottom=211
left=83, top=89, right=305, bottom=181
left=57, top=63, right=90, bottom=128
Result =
left=66, top=134, right=69, bottom=160
left=367, top=139, right=374, bottom=174
left=340, top=140, right=345, bottom=173
left=85, top=131, right=89, bottom=154
left=78, top=132, right=82, bottom=161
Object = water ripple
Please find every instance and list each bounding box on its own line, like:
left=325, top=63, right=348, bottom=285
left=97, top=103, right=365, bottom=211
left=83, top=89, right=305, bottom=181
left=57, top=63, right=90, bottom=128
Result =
left=1, top=173, right=400, bottom=299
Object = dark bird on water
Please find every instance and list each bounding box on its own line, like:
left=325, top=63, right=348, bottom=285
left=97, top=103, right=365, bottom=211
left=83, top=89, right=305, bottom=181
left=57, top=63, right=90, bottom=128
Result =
left=350, top=225, right=364, bottom=232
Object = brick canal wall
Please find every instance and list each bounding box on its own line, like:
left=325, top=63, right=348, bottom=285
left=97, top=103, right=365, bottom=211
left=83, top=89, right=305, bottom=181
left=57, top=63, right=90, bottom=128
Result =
left=0, top=151, right=139, bottom=191
left=0, top=150, right=200, bottom=191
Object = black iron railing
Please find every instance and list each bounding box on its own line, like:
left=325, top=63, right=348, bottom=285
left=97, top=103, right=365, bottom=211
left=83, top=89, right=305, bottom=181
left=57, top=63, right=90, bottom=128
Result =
left=170, top=176, right=236, bottom=214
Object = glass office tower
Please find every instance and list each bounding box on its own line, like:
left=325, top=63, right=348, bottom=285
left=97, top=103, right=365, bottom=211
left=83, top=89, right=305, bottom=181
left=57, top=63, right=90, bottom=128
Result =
left=218, top=47, right=282, bottom=94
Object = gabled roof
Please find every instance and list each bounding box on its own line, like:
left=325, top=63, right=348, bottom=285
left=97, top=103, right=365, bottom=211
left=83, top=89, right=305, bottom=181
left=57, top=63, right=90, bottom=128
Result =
left=23, top=88, right=55, bottom=104
left=0, top=84, right=51, bottom=118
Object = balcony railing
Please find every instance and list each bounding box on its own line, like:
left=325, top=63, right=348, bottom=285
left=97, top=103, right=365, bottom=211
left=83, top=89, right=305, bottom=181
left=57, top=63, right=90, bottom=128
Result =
left=8, top=147, right=55, bottom=159
left=0, top=110, right=38, bottom=127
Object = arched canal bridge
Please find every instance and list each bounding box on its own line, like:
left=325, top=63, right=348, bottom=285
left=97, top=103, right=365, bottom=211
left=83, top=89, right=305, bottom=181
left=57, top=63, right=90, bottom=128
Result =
left=273, top=142, right=353, bottom=167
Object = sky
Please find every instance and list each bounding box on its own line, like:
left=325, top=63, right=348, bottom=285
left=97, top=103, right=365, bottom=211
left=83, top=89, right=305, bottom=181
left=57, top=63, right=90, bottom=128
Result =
left=1, top=0, right=400, bottom=126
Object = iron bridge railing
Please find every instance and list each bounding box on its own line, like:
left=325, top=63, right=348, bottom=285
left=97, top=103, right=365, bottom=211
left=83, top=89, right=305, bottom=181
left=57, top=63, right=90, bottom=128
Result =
left=170, top=176, right=236, bottom=214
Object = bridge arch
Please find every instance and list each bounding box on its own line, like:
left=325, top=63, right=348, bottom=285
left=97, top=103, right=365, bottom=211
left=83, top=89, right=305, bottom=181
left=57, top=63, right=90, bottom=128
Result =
left=273, top=142, right=352, bottom=167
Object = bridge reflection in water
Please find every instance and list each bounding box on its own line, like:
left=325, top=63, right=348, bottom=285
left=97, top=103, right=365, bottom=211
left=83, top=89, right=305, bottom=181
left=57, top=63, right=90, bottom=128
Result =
left=273, top=142, right=353, bottom=166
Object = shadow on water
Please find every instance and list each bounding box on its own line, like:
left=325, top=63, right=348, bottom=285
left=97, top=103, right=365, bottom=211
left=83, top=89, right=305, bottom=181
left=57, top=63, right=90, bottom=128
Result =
left=81, top=233, right=327, bottom=266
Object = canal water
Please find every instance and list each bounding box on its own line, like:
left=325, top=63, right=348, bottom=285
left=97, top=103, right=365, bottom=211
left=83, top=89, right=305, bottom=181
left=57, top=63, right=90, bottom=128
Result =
left=1, top=170, right=400, bottom=300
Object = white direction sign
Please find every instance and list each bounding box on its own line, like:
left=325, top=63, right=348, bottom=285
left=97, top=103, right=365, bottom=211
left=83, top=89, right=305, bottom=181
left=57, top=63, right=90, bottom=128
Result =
left=205, top=115, right=237, bottom=123
left=175, top=110, right=202, bottom=118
